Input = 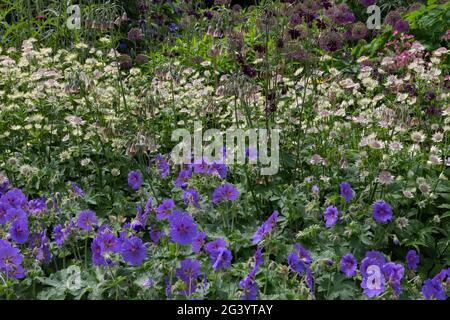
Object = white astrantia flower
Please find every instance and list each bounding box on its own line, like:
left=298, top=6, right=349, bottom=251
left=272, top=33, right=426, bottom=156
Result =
left=410, top=131, right=425, bottom=143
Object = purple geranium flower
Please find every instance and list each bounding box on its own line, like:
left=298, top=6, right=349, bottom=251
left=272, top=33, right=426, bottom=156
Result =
left=121, top=236, right=147, bottom=266
left=149, top=225, right=163, bottom=244
left=1, top=188, right=27, bottom=209
left=77, top=210, right=98, bottom=231
left=169, top=211, right=197, bottom=245
left=155, top=154, right=170, bottom=179
left=383, top=262, right=404, bottom=295
left=0, top=239, right=23, bottom=271
left=9, top=218, right=29, bottom=244
left=205, top=238, right=227, bottom=254
left=422, top=279, right=447, bottom=300
left=323, top=205, right=338, bottom=228
left=156, top=199, right=175, bottom=220
left=288, top=243, right=312, bottom=275
left=174, top=168, right=192, bottom=188
left=212, top=183, right=239, bottom=204
left=28, top=198, right=47, bottom=215
left=372, top=200, right=393, bottom=224
left=176, top=258, right=201, bottom=283
left=192, top=232, right=206, bottom=253
left=406, top=250, right=420, bottom=270
left=183, top=189, right=201, bottom=209
left=340, top=182, right=354, bottom=203
left=70, top=182, right=85, bottom=197
left=127, top=170, right=143, bottom=190
left=52, top=224, right=64, bottom=247
left=0, top=202, right=11, bottom=224
left=6, top=207, right=26, bottom=222
left=252, top=210, right=279, bottom=244
left=210, top=247, right=233, bottom=271
left=340, top=253, right=357, bottom=278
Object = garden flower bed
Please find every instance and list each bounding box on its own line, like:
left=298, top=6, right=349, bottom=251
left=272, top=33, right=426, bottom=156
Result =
left=0, top=0, right=449, bottom=300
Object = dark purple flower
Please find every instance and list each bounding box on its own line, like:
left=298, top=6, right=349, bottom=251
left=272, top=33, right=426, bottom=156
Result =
left=143, top=197, right=153, bottom=216
left=318, top=31, right=344, bottom=52
left=121, top=236, right=147, bottom=266
left=9, top=218, right=29, bottom=244
left=351, top=22, right=369, bottom=40
left=155, top=154, right=170, bottom=179
left=393, top=19, right=410, bottom=34
left=169, top=211, right=197, bottom=245
left=176, top=258, right=201, bottom=283
left=252, top=211, right=279, bottom=244
left=205, top=238, right=227, bottom=254
left=383, top=262, right=404, bottom=295
left=70, top=182, right=85, bottom=197
left=28, top=198, right=47, bottom=215
left=212, top=183, right=239, bottom=204
left=183, top=189, right=201, bottom=209
left=240, top=280, right=258, bottom=300
left=174, top=168, right=192, bottom=188
left=385, top=11, right=402, bottom=26
left=149, top=225, right=163, bottom=244
left=212, top=162, right=228, bottom=179
left=340, top=182, right=354, bottom=203
left=127, top=28, right=142, bottom=41
left=156, top=199, right=175, bottom=220
left=29, top=231, right=52, bottom=264
left=6, top=207, right=26, bottom=222
left=91, top=236, right=105, bottom=266
left=128, top=170, right=143, bottom=190
left=210, top=247, right=232, bottom=271
left=406, top=250, right=420, bottom=270
left=1, top=188, right=27, bottom=209
left=372, top=200, right=393, bottom=224
left=52, top=224, right=64, bottom=247
left=0, top=202, right=11, bottom=224
left=340, top=253, right=357, bottom=277
left=99, top=232, right=121, bottom=254
left=288, top=243, right=312, bottom=275
left=77, top=210, right=98, bottom=231
left=323, top=205, right=338, bottom=228
left=192, top=232, right=206, bottom=253
left=0, top=240, right=25, bottom=278
left=422, top=279, right=447, bottom=300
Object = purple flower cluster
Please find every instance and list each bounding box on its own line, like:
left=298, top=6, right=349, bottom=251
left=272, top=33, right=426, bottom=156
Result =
left=183, top=189, right=201, bottom=209
left=288, top=243, right=314, bottom=296
left=323, top=205, right=338, bottom=228
left=240, top=247, right=264, bottom=300
left=212, top=183, right=239, bottom=204
left=422, top=268, right=449, bottom=300
left=169, top=211, right=197, bottom=245
left=340, top=253, right=357, bottom=278
left=406, top=249, right=420, bottom=270
left=77, top=210, right=98, bottom=231
left=155, top=154, right=170, bottom=179
left=372, top=200, right=393, bottom=224
left=205, top=238, right=232, bottom=271
left=128, top=170, right=143, bottom=190
left=252, top=211, right=278, bottom=244
left=340, top=182, right=354, bottom=203
left=176, top=258, right=201, bottom=296
left=0, top=239, right=25, bottom=279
